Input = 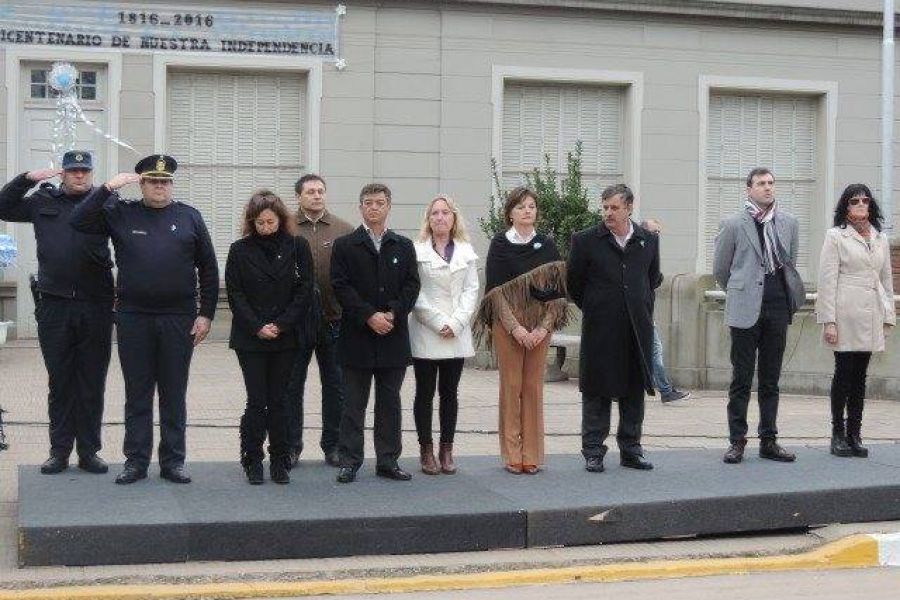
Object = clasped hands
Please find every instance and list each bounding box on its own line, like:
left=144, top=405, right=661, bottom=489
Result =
left=511, top=325, right=548, bottom=350
left=367, top=311, right=395, bottom=335
left=256, top=323, right=280, bottom=340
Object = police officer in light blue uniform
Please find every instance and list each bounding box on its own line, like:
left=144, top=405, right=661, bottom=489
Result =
left=71, top=155, right=219, bottom=485
left=0, top=150, right=114, bottom=475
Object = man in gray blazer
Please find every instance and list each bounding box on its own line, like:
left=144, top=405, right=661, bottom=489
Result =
left=713, top=167, right=805, bottom=464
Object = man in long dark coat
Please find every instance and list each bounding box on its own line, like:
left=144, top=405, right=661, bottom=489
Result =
left=330, top=183, right=420, bottom=483
left=567, top=184, right=661, bottom=473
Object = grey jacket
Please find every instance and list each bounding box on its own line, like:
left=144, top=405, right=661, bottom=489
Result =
left=713, top=209, right=805, bottom=328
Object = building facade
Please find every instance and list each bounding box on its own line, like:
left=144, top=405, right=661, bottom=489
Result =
left=0, top=0, right=896, bottom=341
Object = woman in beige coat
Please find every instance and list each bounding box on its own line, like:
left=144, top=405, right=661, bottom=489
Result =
left=815, top=184, right=895, bottom=458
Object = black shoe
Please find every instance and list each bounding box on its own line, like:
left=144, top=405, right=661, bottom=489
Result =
left=723, top=439, right=747, bottom=464
left=847, top=435, right=869, bottom=458
left=324, top=448, right=341, bottom=467
left=115, top=466, right=147, bottom=485
left=245, top=460, right=264, bottom=485
left=160, top=466, right=192, bottom=484
left=270, top=459, right=290, bottom=484
left=336, top=466, right=357, bottom=483
left=287, top=448, right=301, bottom=470
left=77, top=454, right=109, bottom=474
left=585, top=456, right=605, bottom=473
left=40, top=455, right=69, bottom=474
left=830, top=434, right=853, bottom=457
left=620, top=454, right=653, bottom=470
left=759, top=439, right=796, bottom=462
left=376, top=465, right=412, bottom=481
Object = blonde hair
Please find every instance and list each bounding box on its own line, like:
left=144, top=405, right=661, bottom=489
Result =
left=418, top=194, right=469, bottom=242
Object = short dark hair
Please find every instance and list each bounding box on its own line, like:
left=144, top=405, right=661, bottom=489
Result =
left=833, top=183, right=884, bottom=231
left=746, top=168, right=774, bottom=188
left=503, top=186, right=537, bottom=226
left=295, top=174, right=326, bottom=195
left=241, top=190, right=297, bottom=237
left=359, top=183, right=392, bottom=203
left=600, top=183, right=634, bottom=204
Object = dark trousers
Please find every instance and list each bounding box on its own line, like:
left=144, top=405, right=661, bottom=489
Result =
left=237, top=350, right=297, bottom=464
left=413, top=358, right=464, bottom=445
left=36, top=296, right=113, bottom=459
left=338, top=366, right=406, bottom=470
left=582, top=391, right=645, bottom=458
left=116, top=312, right=195, bottom=471
left=287, top=319, right=345, bottom=456
left=727, top=306, right=789, bottom=442
left=830, top=351, right=872, bottom=437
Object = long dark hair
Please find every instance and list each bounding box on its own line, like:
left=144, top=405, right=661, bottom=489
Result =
left=833, top=183, right=883, bottom=231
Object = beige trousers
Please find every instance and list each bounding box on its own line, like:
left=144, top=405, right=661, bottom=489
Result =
left=492, top=323, right=550, bottom=467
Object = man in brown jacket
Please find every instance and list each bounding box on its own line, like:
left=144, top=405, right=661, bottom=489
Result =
left=287, top=174, right=354, bottom=467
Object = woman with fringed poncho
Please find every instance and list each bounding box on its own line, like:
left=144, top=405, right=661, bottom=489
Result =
left=474, top=187, right=568, bottom=474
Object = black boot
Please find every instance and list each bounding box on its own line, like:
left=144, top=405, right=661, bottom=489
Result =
left=830, top=433, right=852, bottom=457
left=244, top=459, right=264, bottom=485
left=847, top=434, right=869, bottom=458
left=723, top=439, right=747, bottom=464
left=270, top=457, right=290, bottom=484
left=759, top=438, right=796, bottom=462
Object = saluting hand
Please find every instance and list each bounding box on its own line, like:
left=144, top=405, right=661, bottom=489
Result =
left=191, top=316, right=212, bottom=346
left=105, top=172, right=141, bottom=191
left=26, top=168, right=62, bottom=182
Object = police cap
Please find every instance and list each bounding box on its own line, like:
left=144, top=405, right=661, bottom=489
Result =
left=135, top=154, right=177, bottom=180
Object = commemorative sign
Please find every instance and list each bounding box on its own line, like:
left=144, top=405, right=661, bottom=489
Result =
left=0, top=1, right=345, bottom=59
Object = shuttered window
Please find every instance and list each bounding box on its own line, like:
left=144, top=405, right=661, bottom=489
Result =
left=705, top=93, right=817, bottom=279
left=502, top=82, right=624, bottom=196
left=167, top=70, right=306, bottom=270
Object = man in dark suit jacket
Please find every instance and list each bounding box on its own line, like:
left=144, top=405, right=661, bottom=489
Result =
left=330, top=183, right=420, bottom=483
left=567, top=184, right=661, bottom=473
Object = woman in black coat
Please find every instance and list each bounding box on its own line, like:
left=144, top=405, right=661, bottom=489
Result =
left=226, top=190, right=313, bottom=485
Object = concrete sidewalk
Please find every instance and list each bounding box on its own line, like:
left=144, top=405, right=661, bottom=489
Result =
left=1, top=339, right=899, bottom=586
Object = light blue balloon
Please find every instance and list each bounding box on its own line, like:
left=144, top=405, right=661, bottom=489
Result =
left=55, top=73, right=73, bottom=90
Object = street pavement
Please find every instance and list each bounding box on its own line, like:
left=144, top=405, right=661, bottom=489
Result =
left=1, top=338, right=899, bottom=587
left=287, top=568, right=900, bottom=600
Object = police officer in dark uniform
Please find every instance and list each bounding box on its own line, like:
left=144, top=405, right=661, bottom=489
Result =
left=0, top=151, right=113, bottom=475
left=71, top=155, right=219, bottom=485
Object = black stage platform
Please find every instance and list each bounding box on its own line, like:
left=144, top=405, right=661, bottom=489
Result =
left=17, top=445, right=900, bottom=567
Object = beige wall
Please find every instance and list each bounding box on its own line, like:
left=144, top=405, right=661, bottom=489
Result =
left=0, top=0, right=896, bottom=278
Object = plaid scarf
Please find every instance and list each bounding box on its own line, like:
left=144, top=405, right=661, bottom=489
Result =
left=744, top=199, right=782, bottom=274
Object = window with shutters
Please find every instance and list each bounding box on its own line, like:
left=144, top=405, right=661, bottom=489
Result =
left=167, top=70, right=306, bottom=270
left=704, top=92, right=817, bottom=280
left=501, top=82, right=625, bottom=197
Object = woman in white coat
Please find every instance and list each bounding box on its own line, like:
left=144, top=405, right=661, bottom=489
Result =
left=409, top=195, right=480, bottom=475
left=816, top=184, right=895, bottom=458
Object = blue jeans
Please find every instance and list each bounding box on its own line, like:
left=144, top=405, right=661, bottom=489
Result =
left=651, top=325, right=674, bottom=395
left=287, top=319, right=345, bottom=455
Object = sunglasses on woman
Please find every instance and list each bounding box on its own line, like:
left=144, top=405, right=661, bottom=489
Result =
left=849, top=196, right=870, bottom=206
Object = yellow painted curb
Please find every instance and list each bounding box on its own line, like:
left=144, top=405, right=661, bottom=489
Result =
left=0, top=534, right=881, bottom=600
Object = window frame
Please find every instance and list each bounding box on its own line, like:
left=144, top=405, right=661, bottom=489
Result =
left=696, top=75, right=837, bottom=278
left=492, top=66, right=643, bottom=213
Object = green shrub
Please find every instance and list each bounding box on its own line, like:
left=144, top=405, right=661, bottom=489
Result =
left=479, top=141, right=600, bottom=259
